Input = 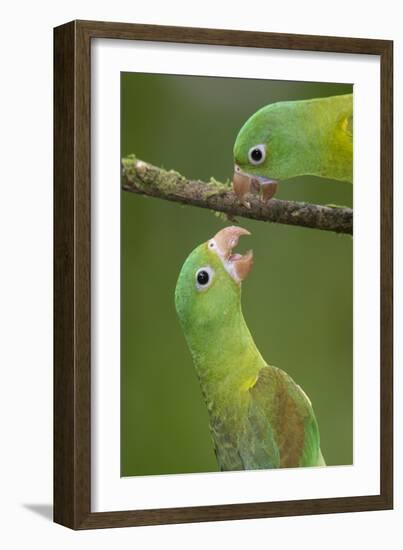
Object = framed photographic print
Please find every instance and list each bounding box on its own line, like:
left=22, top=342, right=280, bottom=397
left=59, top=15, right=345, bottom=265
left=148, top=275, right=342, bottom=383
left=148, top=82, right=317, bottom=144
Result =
left=54, top=20, right=393, bottom=529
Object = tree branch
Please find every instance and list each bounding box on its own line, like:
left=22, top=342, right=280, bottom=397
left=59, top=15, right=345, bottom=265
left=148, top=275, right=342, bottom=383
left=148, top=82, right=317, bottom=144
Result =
left=122, top=155, right=353, bottom=235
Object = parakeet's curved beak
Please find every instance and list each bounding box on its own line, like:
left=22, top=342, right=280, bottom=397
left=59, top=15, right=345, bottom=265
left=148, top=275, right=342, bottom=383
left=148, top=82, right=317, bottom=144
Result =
left=210, top=226, right=254, bottom=283
left=233, top=165, right=278, bottom=205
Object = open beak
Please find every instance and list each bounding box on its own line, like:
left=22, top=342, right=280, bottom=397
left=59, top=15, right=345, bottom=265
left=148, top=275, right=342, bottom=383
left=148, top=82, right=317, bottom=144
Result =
left=233, top=165, right=278, bottom=205
left=210, top=226, right=254, bottom=283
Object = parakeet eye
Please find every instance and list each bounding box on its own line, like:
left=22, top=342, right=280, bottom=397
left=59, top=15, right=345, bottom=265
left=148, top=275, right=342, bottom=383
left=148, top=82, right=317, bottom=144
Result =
left=195, top=266, right=214, bottom=291
left=248, top=144, right=266, bottom=165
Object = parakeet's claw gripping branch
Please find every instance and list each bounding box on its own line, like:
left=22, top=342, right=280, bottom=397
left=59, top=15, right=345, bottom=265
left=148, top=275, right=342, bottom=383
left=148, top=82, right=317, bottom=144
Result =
left=122, top=155, right=353, bottom=235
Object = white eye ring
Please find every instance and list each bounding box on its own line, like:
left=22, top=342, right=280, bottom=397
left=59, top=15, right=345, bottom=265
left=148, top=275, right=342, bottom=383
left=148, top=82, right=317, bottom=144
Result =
left=248, top=144, right=266, bottom=165
left=195, top=266, right=215, bottom=292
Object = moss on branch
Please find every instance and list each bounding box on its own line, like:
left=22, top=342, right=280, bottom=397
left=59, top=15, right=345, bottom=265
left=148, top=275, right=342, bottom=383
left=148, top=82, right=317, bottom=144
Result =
left=122, top=155, right=353, bottom=235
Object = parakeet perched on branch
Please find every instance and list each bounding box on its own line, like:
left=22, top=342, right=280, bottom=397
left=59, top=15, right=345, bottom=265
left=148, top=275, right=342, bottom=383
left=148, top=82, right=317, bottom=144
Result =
left=232, top=93, right=353, bottom=203
left=175, top=226, right=325, bottom=470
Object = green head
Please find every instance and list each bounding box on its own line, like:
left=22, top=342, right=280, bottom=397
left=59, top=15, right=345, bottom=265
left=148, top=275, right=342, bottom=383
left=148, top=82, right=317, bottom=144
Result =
left=175, top=227, right=253, bottom=357
left=233, top=94, right=354, bottom=198
left=233, top=101, right=303, bottom=183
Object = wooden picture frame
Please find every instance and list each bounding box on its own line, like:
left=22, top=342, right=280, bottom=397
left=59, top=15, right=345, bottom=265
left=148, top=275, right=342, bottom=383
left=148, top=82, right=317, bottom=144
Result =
left=54, top=19, right=393, bottom=529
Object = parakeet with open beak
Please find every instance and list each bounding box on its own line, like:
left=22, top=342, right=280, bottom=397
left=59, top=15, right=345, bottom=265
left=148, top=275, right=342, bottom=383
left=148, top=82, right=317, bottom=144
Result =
left=175, top=226, right=325, bottom=470
left=233, top=93, right=353, bottom=204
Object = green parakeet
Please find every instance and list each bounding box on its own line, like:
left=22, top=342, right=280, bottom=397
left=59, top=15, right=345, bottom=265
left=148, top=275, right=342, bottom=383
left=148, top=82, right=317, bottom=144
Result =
left=232, top=93, right=353, bottom=203
left=175, top=226, right=325, bottom=470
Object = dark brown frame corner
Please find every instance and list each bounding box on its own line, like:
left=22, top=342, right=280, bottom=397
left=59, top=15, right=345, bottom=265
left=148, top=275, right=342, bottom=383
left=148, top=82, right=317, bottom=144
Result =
left=54, top=20, right=393, bottom=529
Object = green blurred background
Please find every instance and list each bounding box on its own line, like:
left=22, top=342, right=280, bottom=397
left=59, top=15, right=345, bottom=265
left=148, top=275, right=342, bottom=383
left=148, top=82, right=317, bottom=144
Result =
left=121, top=73, right=353, bottom=476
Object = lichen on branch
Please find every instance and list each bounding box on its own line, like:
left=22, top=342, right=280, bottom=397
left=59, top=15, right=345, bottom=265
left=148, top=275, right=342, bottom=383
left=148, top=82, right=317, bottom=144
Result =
left=122, top=155, right=353, bottom=235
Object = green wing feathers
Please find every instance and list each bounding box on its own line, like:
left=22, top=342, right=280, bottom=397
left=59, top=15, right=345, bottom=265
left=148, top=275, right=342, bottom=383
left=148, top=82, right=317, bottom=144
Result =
left=247, top=366, right=323, bottom=468
left=323, top=94, right=353, bottom=182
